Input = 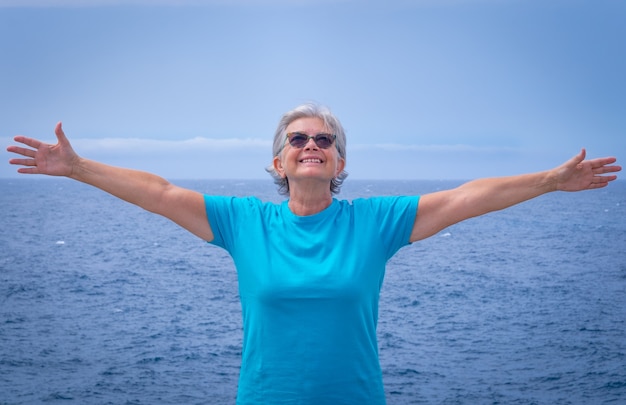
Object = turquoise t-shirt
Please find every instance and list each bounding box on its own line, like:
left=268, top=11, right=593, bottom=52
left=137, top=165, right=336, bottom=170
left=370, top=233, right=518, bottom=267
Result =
left=204, top=195, right=420, bottom=404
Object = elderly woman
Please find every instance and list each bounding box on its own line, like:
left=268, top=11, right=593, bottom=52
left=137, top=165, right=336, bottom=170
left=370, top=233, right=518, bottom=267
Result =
left=7, top=103, right=621, bottom=404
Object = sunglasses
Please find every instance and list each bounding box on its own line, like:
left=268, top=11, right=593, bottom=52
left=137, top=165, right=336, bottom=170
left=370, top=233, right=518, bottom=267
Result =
left=286, top=132, right=336, bottom=149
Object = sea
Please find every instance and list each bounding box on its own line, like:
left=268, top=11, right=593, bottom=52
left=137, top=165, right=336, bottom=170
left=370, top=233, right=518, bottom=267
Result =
left=1, top=178, right=625, bottom=405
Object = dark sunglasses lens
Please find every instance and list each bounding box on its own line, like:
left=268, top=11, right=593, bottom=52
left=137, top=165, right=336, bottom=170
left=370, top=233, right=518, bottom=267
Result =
left=314, top=134, right=334, bottom=148
left=288, top=133, right=335, bottom=148
left=289, top=134, right=309, bottom=148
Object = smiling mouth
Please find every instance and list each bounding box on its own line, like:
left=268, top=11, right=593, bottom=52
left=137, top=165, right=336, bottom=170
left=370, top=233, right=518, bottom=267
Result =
left=300, top=158, right=323, bottom=163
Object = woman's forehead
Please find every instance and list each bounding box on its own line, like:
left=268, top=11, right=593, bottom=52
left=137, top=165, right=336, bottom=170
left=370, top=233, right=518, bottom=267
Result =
left=286, top=117, right=328, bottom=133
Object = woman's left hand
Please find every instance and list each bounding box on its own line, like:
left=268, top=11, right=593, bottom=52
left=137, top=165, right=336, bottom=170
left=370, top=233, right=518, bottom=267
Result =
left=555, top=149, right=621, bottom=191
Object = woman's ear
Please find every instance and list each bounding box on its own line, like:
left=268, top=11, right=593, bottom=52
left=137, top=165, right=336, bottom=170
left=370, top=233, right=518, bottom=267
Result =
left=336, top=157, right=346, bottom=177
left=273, top=155, right=286, bottom=178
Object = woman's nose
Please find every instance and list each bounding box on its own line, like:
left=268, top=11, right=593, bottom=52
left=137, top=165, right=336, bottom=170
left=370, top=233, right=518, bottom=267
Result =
left=303, top=137, right=319, bottom=149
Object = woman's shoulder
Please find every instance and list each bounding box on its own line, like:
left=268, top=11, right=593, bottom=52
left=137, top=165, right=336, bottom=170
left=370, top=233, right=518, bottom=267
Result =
left=344, top=195, right=419, bottom=207
left=204, top=194, right=282, bottom=211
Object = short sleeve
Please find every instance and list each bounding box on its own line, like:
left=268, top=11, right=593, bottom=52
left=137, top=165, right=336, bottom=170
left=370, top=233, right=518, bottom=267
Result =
left=356, top=195, right=420, bottom=259
left=204, top=195, right=265, bottom=251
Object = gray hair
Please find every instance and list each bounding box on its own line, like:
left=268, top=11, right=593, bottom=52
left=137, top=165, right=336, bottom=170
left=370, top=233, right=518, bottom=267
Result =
left=265, top=103, right=348, bottom=195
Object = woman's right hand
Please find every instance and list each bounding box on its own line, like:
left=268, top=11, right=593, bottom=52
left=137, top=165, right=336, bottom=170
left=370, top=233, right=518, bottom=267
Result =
left=7, top=122, right=79, bottom=177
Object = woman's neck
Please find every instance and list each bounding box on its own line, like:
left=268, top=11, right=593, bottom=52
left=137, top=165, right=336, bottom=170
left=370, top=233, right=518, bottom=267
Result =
left=287, top=182, right=333, bottom=216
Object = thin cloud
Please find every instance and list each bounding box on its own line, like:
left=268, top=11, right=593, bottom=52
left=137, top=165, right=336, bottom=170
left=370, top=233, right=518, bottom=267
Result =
left=70, top=137, right=516, bottom=155
left=72, top=137, right=272, bottom=154
left=0, top=0, right=499, bottom=8
left=352, top=143, right=518, bottom=153
left=0, top=0, right=350, bottom=7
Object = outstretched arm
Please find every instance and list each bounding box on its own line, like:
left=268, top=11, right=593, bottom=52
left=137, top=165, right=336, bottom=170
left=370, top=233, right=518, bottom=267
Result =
left=7, top=122, right=214, bottom=242
left=410, top=149, right=621, bottom=242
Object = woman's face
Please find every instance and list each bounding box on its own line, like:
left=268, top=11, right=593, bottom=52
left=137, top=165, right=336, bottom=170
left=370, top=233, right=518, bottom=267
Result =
left=273, top=117, right=345, bottom=188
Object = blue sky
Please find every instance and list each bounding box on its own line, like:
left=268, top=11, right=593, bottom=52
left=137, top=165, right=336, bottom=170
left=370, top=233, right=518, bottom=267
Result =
left=1, top=0, right=624, bottom=180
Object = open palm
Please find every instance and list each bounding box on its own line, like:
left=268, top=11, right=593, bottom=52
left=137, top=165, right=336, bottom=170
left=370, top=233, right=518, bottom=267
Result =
left=7, top=122, right=78, bottom=177
left=556, top=149, right=620, bottom=192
